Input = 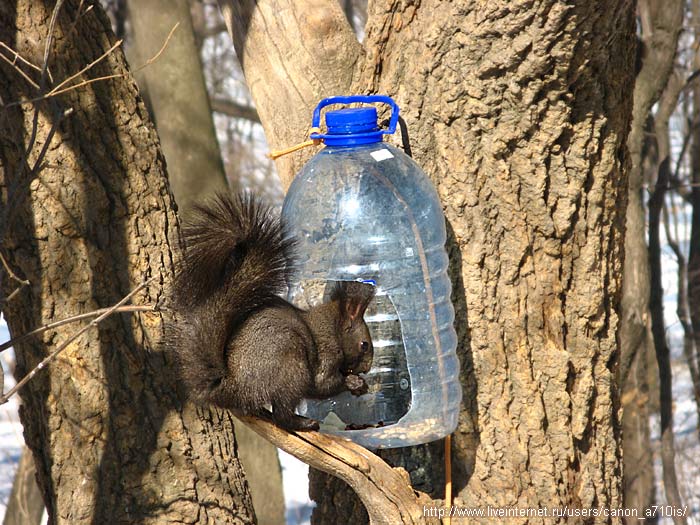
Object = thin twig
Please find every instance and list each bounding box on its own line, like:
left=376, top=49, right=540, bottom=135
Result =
left=133, top=22, right=180, bottom=72
left=0, top=305, right=155, bottom=353
left=41, top=74, right=125, bottom=99
left=0, top=43, right=42, bottom=73
left=2, top=22, right=179, bottom=110
left=0, top=252, right=29, bottom=288
left=0, top=252, right=30, bottom=304
left=42, top=0, right=66, bottom=86
left=46, top=39, right=123, bottom=97
left=0, top=49, right=40, bottom=90
left=0, top=277, right=154, bottom=405
left=67, top=1, right=93, bottom=38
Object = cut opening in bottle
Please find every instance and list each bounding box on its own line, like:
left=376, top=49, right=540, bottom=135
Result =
left=290, top=278, right=412, bottom=429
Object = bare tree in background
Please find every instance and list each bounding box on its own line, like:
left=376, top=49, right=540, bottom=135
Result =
left=189, top=0, right=279, bottom=202
left=620, top=0, right=683, bottom=521
left=128, top=0, right=228, bottom=212
left=688, top=0, right=700, bottom=445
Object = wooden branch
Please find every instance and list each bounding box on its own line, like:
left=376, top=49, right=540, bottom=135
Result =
left=628, top=0, right=683, bottom=189
left=238, top=416, right=436, bottom=525
left=620, top=0, right=683, bottom=388
left=0, top=42, right=40, bottom=90
left=662, top=200, right=700, bottom=443
left=648, top=73, right=688, bottom=525
left=210, top=97, right=260, bottom=123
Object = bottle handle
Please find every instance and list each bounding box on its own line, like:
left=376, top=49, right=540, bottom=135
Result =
left=311, top=95, right=400, bottom=136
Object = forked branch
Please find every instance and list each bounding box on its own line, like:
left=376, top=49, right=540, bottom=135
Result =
left=239, top=415, right=436, bottom=525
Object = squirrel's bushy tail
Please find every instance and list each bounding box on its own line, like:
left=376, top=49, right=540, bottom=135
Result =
left=167, top=192, right=295, bottom=404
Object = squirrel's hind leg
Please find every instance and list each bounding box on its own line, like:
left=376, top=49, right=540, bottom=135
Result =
left=271, top=401, right=320, bottom=431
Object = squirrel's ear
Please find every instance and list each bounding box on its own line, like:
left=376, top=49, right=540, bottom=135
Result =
left=335, top=281, right=375, bottom=323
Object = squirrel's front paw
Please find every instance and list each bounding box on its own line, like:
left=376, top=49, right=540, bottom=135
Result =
left=345, top=374, right=368, bottom=396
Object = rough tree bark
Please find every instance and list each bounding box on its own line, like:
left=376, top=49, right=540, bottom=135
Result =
left=620, top=0, right=682, bottom=520
left=0, top=1, right=255, bottom=523
left=221, top=1, right=636, bottom=523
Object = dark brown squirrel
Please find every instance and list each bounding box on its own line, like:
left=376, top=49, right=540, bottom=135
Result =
left=166, top=192, right=375, bottom=431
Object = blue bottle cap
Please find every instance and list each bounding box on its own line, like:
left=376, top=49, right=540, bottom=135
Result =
left=326, top=107, right=379, bottom=134
left=310, top=95, right=400, bottom=147
left=324, top=107, right=382, bottom=146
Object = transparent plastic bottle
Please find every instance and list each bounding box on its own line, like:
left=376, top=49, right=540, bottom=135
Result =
left=281, top=96, right=461, bottom=448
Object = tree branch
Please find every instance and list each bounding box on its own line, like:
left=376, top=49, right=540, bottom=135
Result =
left=209, top=97, right=260, bottom=123
left=662, top=198, right=700, bottom=442
left=0, top=251, right=30, bottom=305
left=648, top=72, right=688, bottom=525
left=238, top=415, right=436, bottom=525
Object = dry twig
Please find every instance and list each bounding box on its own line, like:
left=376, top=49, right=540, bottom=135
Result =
left=0, top=304, right=155, bottom=354
left=2, top=22, right=180, bottom=109
left=0, top=43, right=40, bottom=90
left=0, top=252, right=30, bottom=304
left=0, top=277, right=154, bottom=405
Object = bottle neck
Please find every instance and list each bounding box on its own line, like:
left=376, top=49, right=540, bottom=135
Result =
left=322, top=133, right=384, bottom=147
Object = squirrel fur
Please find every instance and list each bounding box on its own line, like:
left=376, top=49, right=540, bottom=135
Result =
left=166, top=192, right=375, bottom=430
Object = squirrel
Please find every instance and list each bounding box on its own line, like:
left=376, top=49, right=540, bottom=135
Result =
left=166, top=192, right=375, bottom=431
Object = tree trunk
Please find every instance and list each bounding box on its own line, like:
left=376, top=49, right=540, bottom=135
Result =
left=356, top=1, right=634, bottom=519
left=648, top=73, right=687, bottom=525
left=129, top=2, right=286, bottom=522
left=0, top=1, right=255, bottom=523
left=128, top=0, right=229, bottom=212
left=218, top=0, right=361, bottom=188
left=223, top=1, right=636, bottom=522
left=234, top=424, right=286, bottom=525
left=621, top=350, right=656, bottom=525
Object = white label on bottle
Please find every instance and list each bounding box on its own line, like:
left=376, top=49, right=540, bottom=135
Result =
left=370, top=149, right=394, bottom=162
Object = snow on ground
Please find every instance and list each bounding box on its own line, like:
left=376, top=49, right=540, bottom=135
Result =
left=279, top=451, right=314, bottom=525
left=0, top=321, right=23, bottom=520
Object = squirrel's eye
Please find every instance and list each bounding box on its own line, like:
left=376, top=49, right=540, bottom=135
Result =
left=360, top=341, right=369, bottom=352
